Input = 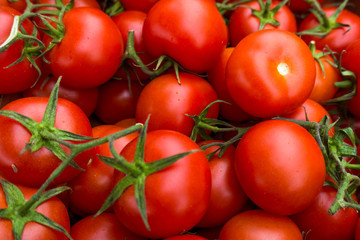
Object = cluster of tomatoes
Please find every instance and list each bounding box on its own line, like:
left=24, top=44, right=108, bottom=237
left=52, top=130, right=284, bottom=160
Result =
left=1, top=0, right=360, bottom=239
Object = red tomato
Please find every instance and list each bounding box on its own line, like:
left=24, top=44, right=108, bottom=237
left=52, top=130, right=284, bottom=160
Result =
left=135, top=72, right=219, bottom=136
left=0, top=183, right=70, bottom=240
left=113, top=130, right=211, bottom=239
left=229, top=0, right=297, bottom=46
left=207, top=47, right=251, bottom=122
left=142, top=0, right=229, bottom=73
left=287, top=0, right=324, bottom=13
left=356, top=218, right=360, bottom=240
left=226, top=29, right=316, bottom=118
left=290, top=186, right=359, bottom=240
left=163, top=235, right=208, bottom=240
left=0, top=6, right=43, bottom=94
left=46, top=7, right=124, bottom=88
left=22, top=74, right=99, bottom=117
left=0, top=0, right=26, bottom=12
left=234, top=119, right=326, bottom=215
left=196, top=140, right=248, bottom=228
left=95, top=80, right=144, bottom=124
left=298, top=7, right=360, bottom=53
left=341, top=39, right=360, bottom=118
left=68, top=124, right=139, bottom=216
left=120, top=0, right=159, bottom=12
left=309, top=49, right=341, bottom=102
left=0, top=97, right=94, bottom=187
left=219, top=209, right=303, bottom=240
left=112, top=10, right=155, bottom=82
left=70, top=213, right=146, bottom=240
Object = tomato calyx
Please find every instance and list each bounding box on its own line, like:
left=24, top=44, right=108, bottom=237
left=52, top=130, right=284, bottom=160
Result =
left=215, top=0, right=252, bottom=16
left=0, top=179, right=72, bottom=240
left=104, top=0, right=124, bottom=17
left=95, top=117, right=199, bottom=230
left=249, top=0, right=290, bottom=30
left=297, top=0, right=350, bottom=38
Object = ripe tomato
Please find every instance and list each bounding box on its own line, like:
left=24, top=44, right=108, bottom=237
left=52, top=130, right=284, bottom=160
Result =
left=219, top=209, right=303, bottom=240
left=207, top=47, right=251, bottom=122
left=113, top=130, right=211, bottom=239
left=135, top=72, right=219, bottom=136
left=0, top=6, right=43, bottom=94
left=68, top=124, right=138, bottom=216
left=0, top=97, right=94, bottom=187
left=229, top=0, right=297, bottom=46
left=164, top=235, right=208, bottom=240
left=0, top=183, right=70, bottom=240
left=298, top=7, right=360, bottom=53
left=70, top=213, right=146, bottom=240
left=290, top=186, right=359, bottom=240
left=226, top=29, right=316, bottom=118
left=142, top=0, right=228, bottom=73
left=46, top=7, right=124, bottom=88
left=196, top=140, right=248, bottom=228
left=234, top=119, right=326, bottom=215
left=95, top=80, right=144, bottom=124
left=287, top=0, right=324, bottom=13
left=120, top=0, right=159, bottom=12
left=22, top=74, right=99, bottom=117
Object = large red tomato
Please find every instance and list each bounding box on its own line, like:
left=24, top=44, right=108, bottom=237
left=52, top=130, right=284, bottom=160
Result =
left=234, top=119, right=326, bottom=215
left=226, top=29, right=316, bottom=118
left=113, top=130, right=211, bottom=239
left=46, top=7, right=124, bottom=88
left=142, top=0, right=229, bottom=73
left=0, top=97, right=94, bottom=187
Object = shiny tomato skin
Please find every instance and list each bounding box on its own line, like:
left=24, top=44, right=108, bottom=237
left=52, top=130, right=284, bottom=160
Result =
left=135, top=72, right=219, bottom=136
left=120, top=0, right=159, bottom=12
left=219, top=209, right=303, bottom=240
left=298, top=7, right=360, bottom=53
left=0, top=6, right=43, bottom=94
left=226, top=29, right=316, bottom=118
left=70, top=213, right=146, bottom=240
left=0, top=97, right=94, bottom=188
left=229, top=0, right=297, bottom=46
left=142, top=0, right=228, bottom=73
left=47, top=7, right=124, bottom=88
left=196, top=140, right=248, bottom=228
left=341, top=39, right=360, bottom=117
left=68, top=124, right=138, bottom=216
left=22, top=74, right=99, bottom=117
left=0, top=184, right=70, bottom=240
left=95, top=79, right=144, bottom=124
left=207, top=47, right=251, bottom=122
left=113, top=130, right=211, bottom=239
left=234, top=119, right=326, bottom=216
left=290, top=186, right=359, bottom=240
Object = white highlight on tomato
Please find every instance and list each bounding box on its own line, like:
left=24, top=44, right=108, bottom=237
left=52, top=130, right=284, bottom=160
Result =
left=277, top=62, right=290, bottom=76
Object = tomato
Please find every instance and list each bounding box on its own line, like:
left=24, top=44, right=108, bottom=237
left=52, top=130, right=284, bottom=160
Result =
left=113, top=130, right=211, bottom=239
left=112, top=10, right=155, bottom=82
left=341, top=39, right=360, bottom=118
left=22, top=74, right=99, bottom=117
left=163, top=235, right=208, bottom=240
left=234, top=119, right=326, bottom=215
left=219, top=209, right=303, bottom=240
left=226, top=29, right=316, bottom=118
left=120, top=0, right=159, bottom=12
left=298, top=7, right=360, bottom=53
left=135, top=72, right=219, bottom=136
left=356, top=217, right=360, bottom=240
left=68, top=124, right=138, bottom=216
left=0, top=6, right=43, bottom=94
left=46, top=7, right=124, bottom=88
left=308, top=49, right=341, bottom=102
left=207, top=47, right=251, bottom=122
left=290, top=186, right=359, bottom=240
left=95, top=80, right=144, bottom=124
left=0, top=183, right=70, bottom=240
left=142, top=0, right=229, bottom=73
left=0, top=97, right=94, bottom=187
left=287, top=0, right=324, bottom=13
left=0, top=0, right=26, bottom=12
left=196, top=140, right=248, bottom=228
left=229, top=0, right=297, bottom=46
left=70, top=213, right=146, bottom=240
